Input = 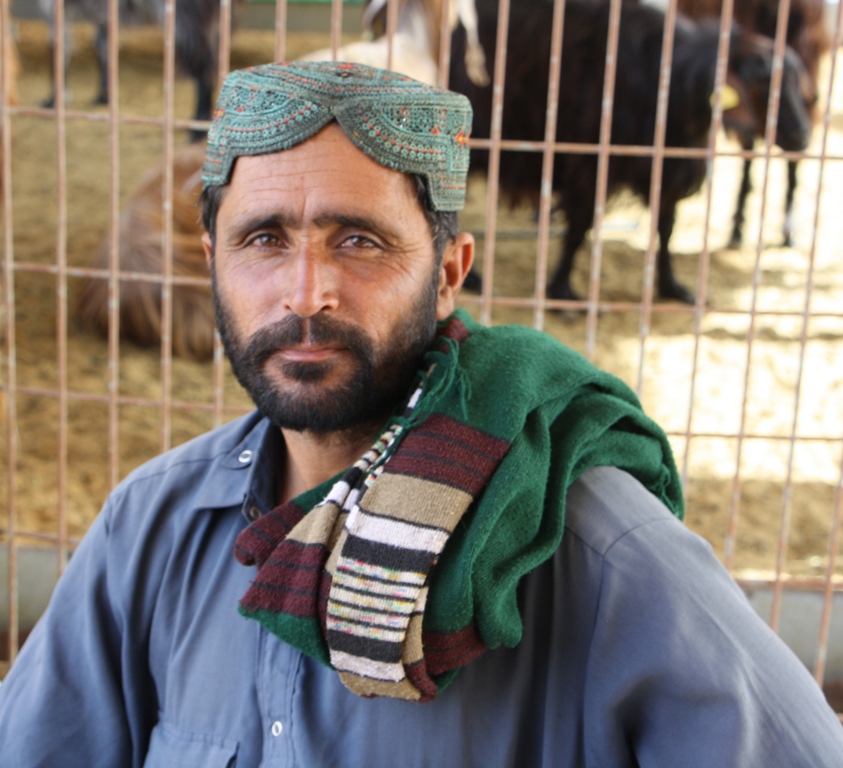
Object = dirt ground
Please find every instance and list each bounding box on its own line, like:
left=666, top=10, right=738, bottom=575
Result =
left=1, top=19, right=842, bottom=589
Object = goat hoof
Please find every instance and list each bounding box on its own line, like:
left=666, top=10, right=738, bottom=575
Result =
left=41, top=96, right=55, bottom=109
left=659, top=282, right=696, bottom=305
left=94, top=94, right=109, bottom=106
left=782, top=234, right=794, bottom=248
left=462, top=270, right=482, bottom=293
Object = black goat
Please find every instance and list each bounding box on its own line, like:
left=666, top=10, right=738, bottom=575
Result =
left=677, top=0, right=831, bottom=247
left=39, top=0, right=239, bottom=137
left=449, top=0, right=812, bottom=304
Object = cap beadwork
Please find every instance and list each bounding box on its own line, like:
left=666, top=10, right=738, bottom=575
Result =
left=202, top=61, right=473, bottom=211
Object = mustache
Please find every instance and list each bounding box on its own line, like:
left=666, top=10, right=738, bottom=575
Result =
left=242, top=313, right=374, bottom=366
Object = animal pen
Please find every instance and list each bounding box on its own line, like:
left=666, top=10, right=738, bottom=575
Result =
left=1, top=0, right=842, bottom=716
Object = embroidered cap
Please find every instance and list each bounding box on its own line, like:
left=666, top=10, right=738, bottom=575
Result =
left=202, top=61, right=473, bottom=211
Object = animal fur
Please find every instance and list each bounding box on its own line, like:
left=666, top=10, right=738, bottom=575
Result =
left=299, top=0, right=489, bottom=86
left=76, top=143, right=213, bottom=361
left=676, top=0, right=831, bottom=245
left=449, top=0, right=812, bottom=304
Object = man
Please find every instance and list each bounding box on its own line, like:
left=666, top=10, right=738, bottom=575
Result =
left=0, top=61, right=841, bottom=766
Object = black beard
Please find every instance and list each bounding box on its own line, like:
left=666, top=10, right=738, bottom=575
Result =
left=212, top=267, right=439, bottom=434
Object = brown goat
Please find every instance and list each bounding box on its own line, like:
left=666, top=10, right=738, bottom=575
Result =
left=676, top=0, right=831, bottom=246
left=76, top=143, right=213, bottom=361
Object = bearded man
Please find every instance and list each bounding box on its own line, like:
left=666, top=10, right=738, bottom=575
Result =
left=1, top=62, right=841, bottom=767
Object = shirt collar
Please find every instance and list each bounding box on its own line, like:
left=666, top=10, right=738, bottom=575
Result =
left=191, top=412, right=284, bottom=521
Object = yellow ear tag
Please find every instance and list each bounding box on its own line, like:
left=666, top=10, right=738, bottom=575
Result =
left=711, top=84, right=741, bottom=110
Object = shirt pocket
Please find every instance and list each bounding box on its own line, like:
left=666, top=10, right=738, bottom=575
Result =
left=143, top=719, right=239, bottom=768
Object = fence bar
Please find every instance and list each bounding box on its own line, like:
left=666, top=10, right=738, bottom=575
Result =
left=478, top=0, right=511, bottom=326
left=106, top=0, right=121, bottom=494
left=331, top=0, right=343, bottom=61
left=584, top=0, right=623, bottom=359
left=634, top=0, right=678, bottom=396
left=760, top=0, right=800, bottom=630
left=723, top=0, right=792, bottom=575
left=275, top=0, right=288, bottom=61
left=678, top=0, right=735, bottom=487
left=158, top=0, right=177, bottom=455
left=437, top=0, right=453, bottom=89
left=52, top=0, right=70, bottom=577
left=1, top=0, right=18, bottom=666
left=531, top=0, right=566, bottom=330
left=386, top=0, right=399, bottom=71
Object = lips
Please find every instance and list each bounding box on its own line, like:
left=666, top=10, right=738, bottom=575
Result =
left=275, top=345, right=345, bottom=363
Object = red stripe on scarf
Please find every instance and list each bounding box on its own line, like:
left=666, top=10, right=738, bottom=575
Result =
left=235, top=500, right=306, bottom=567
left=239, top=542, right=327, bottom=616
left=423, top=623, right=487, bottom=676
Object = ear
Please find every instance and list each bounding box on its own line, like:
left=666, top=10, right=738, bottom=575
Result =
left=436, top=231, right=475, bottom=321
left=202, top=232, right=213, bottom=268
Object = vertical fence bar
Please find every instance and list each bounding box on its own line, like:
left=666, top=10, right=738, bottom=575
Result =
left=159, top=0, right=177, bottom=454
left=214, top=0, right=240, bottom=429
left=679, top=0, right=735, bottom=487
left=724, top=0, right=793, bottom=574
left=1, top=0, right=18, bottom=666
left=386, top=0, right=399, bottom=71
left=584, top=0, right=623, bottom=359
left=331, top=0, right=343, bottom=61
left=52, top=0, right=70, bottom=575
left=755, top=0, right=794, bottom=631
left=106, top=0, right=121, bottom=493
left=478, top=0, right=510, bottom=326
left=634, top=0, right=678, bottom=396
left=274, top=0, right=288, bottom=62
left=437, top=0, right=453, bottom=89
left=531, top=0, right=566, bottom=330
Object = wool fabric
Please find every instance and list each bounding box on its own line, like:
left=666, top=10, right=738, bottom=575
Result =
left=234, top=310, right=684, bottom=701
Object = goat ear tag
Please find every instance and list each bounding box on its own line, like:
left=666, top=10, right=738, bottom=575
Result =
left=711, top=84, right=741, bottom=111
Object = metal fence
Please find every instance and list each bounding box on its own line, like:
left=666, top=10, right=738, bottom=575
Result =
left=1, top=0, right=842, bottom=712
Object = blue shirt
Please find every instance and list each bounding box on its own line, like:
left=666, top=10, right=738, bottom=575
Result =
left=1, top=411, right=841, bottom=767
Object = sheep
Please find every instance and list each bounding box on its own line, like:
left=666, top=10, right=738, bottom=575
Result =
left=448, top=0, right=813, bottom=304
left=298, top=0, right=489, bottom=86
left=676, top=0, right=831, bottom=246
left=38, top=0, right=242, bottom=138
left=76, top=142, right=214, bottom=360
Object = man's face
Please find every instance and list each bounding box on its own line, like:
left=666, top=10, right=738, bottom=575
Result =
left=204, top=123, right=467, bottom=433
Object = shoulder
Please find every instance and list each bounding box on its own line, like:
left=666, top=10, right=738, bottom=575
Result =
left=564, top=465, right=691, bottom=556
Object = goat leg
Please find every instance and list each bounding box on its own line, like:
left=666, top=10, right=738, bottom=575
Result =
left=657, top=206, right=695, bottom=304
left=547, top=212, right=591, bottom=303
left=783, top=160, right=798, bottom=247
left=730, top=157, right=753, bottom=249
left=93, top=22, right=109, bottom=105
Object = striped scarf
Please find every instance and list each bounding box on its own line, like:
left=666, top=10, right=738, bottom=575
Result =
left=235, top=310, right=684, bottom=702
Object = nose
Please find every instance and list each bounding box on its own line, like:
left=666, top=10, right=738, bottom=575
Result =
left=282, top=248, right=339, bottom=318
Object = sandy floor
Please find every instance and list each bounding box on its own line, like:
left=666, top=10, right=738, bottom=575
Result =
left=1, top=20, right=842, bottom=587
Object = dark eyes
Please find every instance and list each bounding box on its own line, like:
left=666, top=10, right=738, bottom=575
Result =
left=339, top=234, right=380, bottom=250
left=243, top=232, right=381, bottom=252
left=246, top=232, right=283, bottom=248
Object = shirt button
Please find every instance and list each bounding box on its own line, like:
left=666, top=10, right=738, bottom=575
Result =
left=271, top=721, right=283, bottom=737
left=248, top=506, right=262, bottom=521
left=238, top=449, right=253, bottom=464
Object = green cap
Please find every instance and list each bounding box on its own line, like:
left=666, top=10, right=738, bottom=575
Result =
left=202, top=61, right=473, bottom=211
